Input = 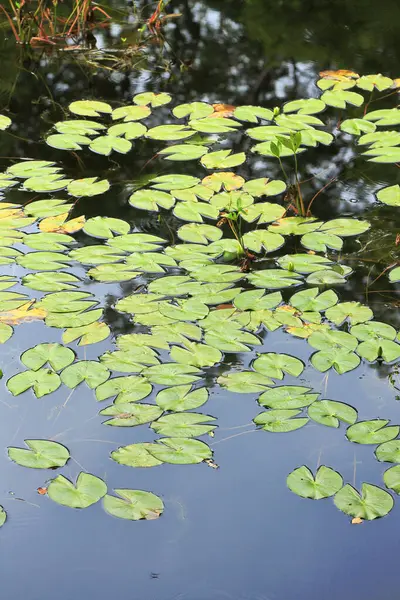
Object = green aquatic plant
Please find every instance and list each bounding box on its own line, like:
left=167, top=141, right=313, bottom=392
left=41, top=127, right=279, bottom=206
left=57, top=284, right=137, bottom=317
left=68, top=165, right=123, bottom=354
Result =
left=0, top=71, right=399, bottom=528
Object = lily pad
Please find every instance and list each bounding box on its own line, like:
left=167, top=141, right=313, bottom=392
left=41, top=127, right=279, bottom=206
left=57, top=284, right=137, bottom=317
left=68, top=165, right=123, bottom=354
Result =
left=47, top=472, right=107, bottom=508
left=151, top=412, right=217, bottom=437
left=346, top=420, right=399, bottom=444
left=100, top=403, right=162, bottom=427
left=67, top=177, right=110, bottom=197
left=217, top=371, right=273, bottom=393
left=375, top=440, right=400, bottom=464
left=287, top=465, right=343, bottom=499
left=308, top=400, right=357, bottom=428
left=60, top=361, right=110, bottom=389
left=148, top=437, right=212, bottom=464
left=254, top=409, right=309, bottom=432
left=143, top=364, right=201, bottom=385
left=103, top=489, right=164, bottom=520
left=7, top=368, right=61, bottom=397
left=311, top=349, right=360, bottom=374
left=253, top=353, right=304, bottom=379
left=258, top=386, right=318, bottom=409
left=111, top=443, right=162, bottom=468
left=334, top=483, right=393, bottom=520
left=95, top=376, right=152, bottom=403
left=69, top=100, right=112, bottom=117
left=155, top=385, right=208, bottom=411
left=21, top=343, right=75, bottom=372
left=8, top=440, right=69, bottom=469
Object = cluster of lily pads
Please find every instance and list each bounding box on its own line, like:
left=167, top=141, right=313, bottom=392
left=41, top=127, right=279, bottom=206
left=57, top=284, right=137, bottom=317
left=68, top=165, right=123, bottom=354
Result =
left=0, top=72, right=399, bottom=526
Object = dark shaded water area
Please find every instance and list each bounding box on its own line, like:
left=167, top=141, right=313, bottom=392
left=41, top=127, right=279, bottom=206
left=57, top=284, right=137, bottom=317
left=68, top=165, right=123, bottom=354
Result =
left=0, top=2, right=400, bottom=599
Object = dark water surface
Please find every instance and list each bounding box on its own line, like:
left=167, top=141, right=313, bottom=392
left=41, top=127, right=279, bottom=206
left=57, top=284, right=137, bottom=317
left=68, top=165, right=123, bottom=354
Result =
left=0, top=2, right=400, bottom=599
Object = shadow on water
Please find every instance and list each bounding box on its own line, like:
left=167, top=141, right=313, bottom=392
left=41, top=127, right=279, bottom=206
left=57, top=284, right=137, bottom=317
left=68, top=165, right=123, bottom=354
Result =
left=0, top=2, right=400, bottom=599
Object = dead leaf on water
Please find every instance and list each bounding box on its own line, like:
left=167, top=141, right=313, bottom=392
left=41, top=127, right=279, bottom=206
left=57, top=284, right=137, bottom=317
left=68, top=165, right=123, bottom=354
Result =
left=351, top=517, right=363, bottom=525
left=37, top=487, right=47, bottom=495
left=319, top=69, right=359, bottom=80
left=39, top=212, right=86, bottom=234
left=211, top=103, right=236, bottom=118
left=0, top=301, right=47, bottom=324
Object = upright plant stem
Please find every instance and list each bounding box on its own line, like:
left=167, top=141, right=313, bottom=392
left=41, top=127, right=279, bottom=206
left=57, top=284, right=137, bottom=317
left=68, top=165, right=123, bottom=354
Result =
left=293, top=152, right=305, bottom=216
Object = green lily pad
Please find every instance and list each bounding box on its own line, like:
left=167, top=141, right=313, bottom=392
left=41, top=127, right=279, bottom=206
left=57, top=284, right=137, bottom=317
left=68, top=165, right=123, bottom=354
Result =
left=151, top=174, right=199, bottom=191
left=22, top=272, right=80, bottom=292
left=21, top=343, right=75, bottom=371
left=159, top=144, right=208, bottom=161
left=69, top=100, right=112, bottom=116
left=46, top=133, right=91, bottom=150
left=201, top=150, right=246, bottom=169
left=340, top=118, right=376, bottom=135
left=346, top=420, right=399, bottom=444
left=111, top=443, right=162, bottom=468
left=90, top=135, right=132, bottom=156
left=18, top=251, right=70, bottom=271
left=37, top=291, right=97, bottom=313
left=334, top=483, right=393, bottom=520
left=112, top=104, right=151, bottom=121
left=217, top=371, right=273, bottom=393
left=67, top=177, right=110, bottom=197
left=375, top=440, right=400, bottom=464
left=103, top=489, right=164, bottom=520
left=308, top=329, right=358, bottom=352
left=383, top=466, right=400, bottom=494
left=8, top=440, right=69, bottom=469
left=311, top=349, right=360, bottom=374
left=143, top=363, right=201, bottom=385
left=287, top=465, right=343, bottom=499
left=22, top=232, right=75, bottom=251
left=233, top=105, right=273, bottom=122
left=357, top=339, right=400, bottom=362
left=253, top=353, right=304, bottom=379
left=170, top=342, right=221, bottom=367
left=325, top=302, right=373, bottom=325
left=62, top=322, right=111, bottom=346
left=247, top=269, right=302, bottom=289
left=0, top=114, right=12, bottom=130
left=133, top=92, right=171, bottom=107
left=151, top=412, right=217, bottom=437
left=376, top=185, right=400, bottom=206
left=95, top=375, right=152, bottom=403
left=189, top=117, right=240, bottom=133
left=308, top=400, right=357, bottom=428
left=108, top=122, right=147, bottom=139
left=46, top=308, right=103, bottom=329
left=155, top=385, right=208, bottom=411
left=289, top=288, right=338, bottom=312
left=148, top=437, right=212, bottom=464
left=173, top=102, right=213, bottom=119
left=350, top=321, right=396, bottom=341
left=7, top=368, right=61, bottom=397
left=83, top=217, right=129, bottom=239
left=389, top=267, right=400, bottom=283
left=54, top=119, right=105, bottom=135
left=129, top=189, right=175, bottom=212
left=100, top=403, right=162, bottom=427
left=258, top=386, right=318, bottom=409
left=254, top=409, right=309, bottom=432
left=60, top=361, right=110, bottom=389
left=0, top=507, right=6, bottom=527
left=321, top=90, right=364, bottom=108
left=146, top=124, right=194, bottom=141
left=47, top=472, right=107, bottom=508
left=177, top=223, right=222, bottom=244
left=300, top=232, right=343, bottom=252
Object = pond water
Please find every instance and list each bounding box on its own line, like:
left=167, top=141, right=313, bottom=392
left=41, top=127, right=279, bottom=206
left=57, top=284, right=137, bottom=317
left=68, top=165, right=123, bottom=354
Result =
left=1, top=2, right=400, bottom=600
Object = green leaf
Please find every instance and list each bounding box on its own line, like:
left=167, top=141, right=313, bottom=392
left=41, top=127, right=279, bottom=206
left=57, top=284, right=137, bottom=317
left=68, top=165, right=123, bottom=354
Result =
left=46, top=308, right=103, bottom=329
left=356, top=74, right=393, bottom=91
left=173, top=102, right=213, bottom=119
left=129, top=189, right=175, bottom=211
left=170, top=341, right=221, bottom=367
left=54, top=119, right=105, bottom=135
left=253, top=353, right=304, bottom=379
left=268, top=217, right=321, bottom=235
left=383, top=466, right=400, bottom=494
left=241, top=204, right=286, bottom=225
left=126, top=252, right=176, bottom=273
left=234, top=290, right=282, bottom=311
left=143, top=363, right=201, bottom=385
left=108, top=122, right=147, bottom=139
left=258, top=386, right=318, bottom=409
left=46, top=133, right=91, bottom=150
left=116, top=293, right=164, bottom=315
left=190, top=264, right=243, bottom=283
left=308, top=400, right=357, bottom=428
left=275, top=113, right=324, bottom=130
left=321, top=90, right=364, bottom=108
left=7, top=368, right=61, bottom=397
left=350, top=321, right=396, bottom=341
left=210, top=190, right=253, bottom=211
left=375, top=441, right=400, bottom=464
left=347, top=420, right=399, bottom=444
left=100, top=403, right=162, bottom=427
left=70, top=245, right=124, bottom=265
left=21, top=343, right=75, bottom=371
left=334, top=483, right=393, bottom=520
left=146, top=125, right=194, bottom=141
left=62, top=322, right=111, bottom=346
left=155, top=385, right=208, bottom=411
left=306, top=270, right=347, bottom=285
left=363, top=145, right=400, bottom=163
left=111, top=443, right=162, bottom=468
left=103, top=489, right=164, bottom=520
left=177, top=223, right=222, bottom=244
left=47, top=472, right=107, bottom=508
left=277, top=253, right=333, bottom=274
left=233, top=105, right=273, bottom=122
left=0, top=323, right=13, bottom=343
left=148, top=437, right=212, bottom=464
left=152, top=322, right=202, bottom=345
left=133, top=92, right=171, bottom=107
left=389, top=267, right=400, bottom=283
left=7, top=160, right=56, bottom=178
left=0, top=507, right=6, bottom=527
left=24, top=174, right=72, bottom=193
left=300, top=232, right=343, bottom=252
left=201, top=150, right=246, bottom=169
left=8, top=440, right=69, bottom=469
left=247, top=269, right=302, bottom=289
left=83, top=217, right=129, bottom=239
left=173, top=200, right=219, bottom=223
left=340, top=118, right=376, bottom=135
left=151, top=174, right=199, bottom=191
left=60, top=361, right=110, bottom=389
left=287, top=465, right=343, bottom=499
left=159, top=144, right=208, bottom=161
left=67, top=177, right=110, bottom=197
left=311, top=349, right=360, bottom=374
left=18, top=251, right=70, bottom=271
left=242, top=178, right=286, bottom=197
left=289, top=288, right=338, bottom=312
left=357, top=340, right=400, bottom=362
left=376, top=185, right=400, bottom=207
left=24, top=198, right=72, bottom=218
left=217, top=371, right=273, bottom=393
left=112, top=104, right=151, bottom=121
left=151, top=412, right=216, bottom=437
left=364, top=109, right=400, bottom=126
left=189, top=117, right=240, bottom=133
left=325, top=302, right=373, bottom=325
left=37, top=291, right=97, bottom=313
left=202, top=171, right=244, bottom=192
left=254, top=409, right=308, bottom=432
left=358, top=130, right=400, bottom=147
left=95, top=375, right=152, bottom=403
left=283, top=98, right=326, bottom=115
left=308, top=329, right=358, bottom=351
left=107, top=233, right=165, bottom=252
left=319, top=218, right=370, bottom=236
left=22, top=232, right=75, bottom=251
left=100, top=349, right=156, bottom=373
left=90, top=134, right=132, bottom=156
left=22, top=272, right=80, bottom=292
left=69, top=100, right=112, bottom=116
left=0, top=114, right=11, bottom=130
